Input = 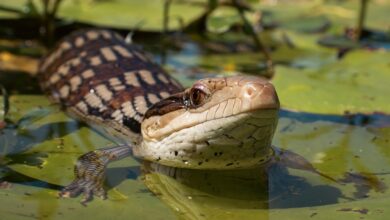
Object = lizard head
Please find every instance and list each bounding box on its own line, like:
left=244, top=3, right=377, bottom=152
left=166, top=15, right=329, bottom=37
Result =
left=136, top=76, right=279, bottom=169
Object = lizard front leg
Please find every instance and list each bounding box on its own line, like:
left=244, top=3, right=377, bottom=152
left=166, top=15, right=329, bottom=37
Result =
left=59, top=144, right=132, bottom=205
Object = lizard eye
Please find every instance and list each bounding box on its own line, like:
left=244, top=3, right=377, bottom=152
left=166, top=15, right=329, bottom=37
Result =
left=190, top=87, right=208, bottom=107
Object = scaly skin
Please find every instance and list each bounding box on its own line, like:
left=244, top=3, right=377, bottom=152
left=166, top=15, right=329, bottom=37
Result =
left=39, top=29, right=183, bottom=141
left=38, top=29, right=279, bottom=203
left=138, top=76, right=279, bottom=169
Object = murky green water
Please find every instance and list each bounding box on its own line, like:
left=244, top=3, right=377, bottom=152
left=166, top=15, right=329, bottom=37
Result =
left=0, top=0, right=390, bottom=218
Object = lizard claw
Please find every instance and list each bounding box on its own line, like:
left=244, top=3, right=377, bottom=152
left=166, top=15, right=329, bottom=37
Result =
left=58, top=145, right=131, bottom=205
left=58, top=150, right=108, bottom=205
left=59, top=178, right=107, bottom=205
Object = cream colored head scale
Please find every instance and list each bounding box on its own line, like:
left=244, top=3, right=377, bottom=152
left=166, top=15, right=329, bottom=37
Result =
left=134, top=76, right=280, bottom=169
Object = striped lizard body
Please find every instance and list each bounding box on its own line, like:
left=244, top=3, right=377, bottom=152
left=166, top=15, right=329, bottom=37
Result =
left=39, top=29, right=183, bottom=142
left=38, top=29, right=280, bottom=203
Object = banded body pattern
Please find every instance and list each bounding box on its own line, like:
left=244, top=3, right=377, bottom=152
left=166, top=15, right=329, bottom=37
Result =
left=39, top=29, right=183, bottom=141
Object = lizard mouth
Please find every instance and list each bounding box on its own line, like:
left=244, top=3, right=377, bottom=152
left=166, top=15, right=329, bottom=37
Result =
left=136, top=108, right=278, bottom=169
left=136, top=76, right=279, bottom=169
left=142, top=76, right=279, bottom=141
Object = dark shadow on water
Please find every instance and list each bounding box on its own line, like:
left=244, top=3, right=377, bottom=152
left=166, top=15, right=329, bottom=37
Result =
left=0, top=167, right=62, bottom=191
left=280, top=109, right=390, bottom=127
left=266, top=164, right=344, bottom=208
left=0, top=71, right=41, bottom=94
left=1, top=120, right=84, bottom=169
left=1, top=121, right=83, bottom=154
left=105, top=166, right=140, bottom=190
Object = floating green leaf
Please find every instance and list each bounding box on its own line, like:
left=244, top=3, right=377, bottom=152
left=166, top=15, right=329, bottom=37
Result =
left=0, top=95, right=176, bottom=219
left=272, top=50, right=390, bottom=114
left=206, top=6, right=241, bottom=33
left=0, top=0, right=207, bottom=31
left=259, top=1, right=390, bottom=34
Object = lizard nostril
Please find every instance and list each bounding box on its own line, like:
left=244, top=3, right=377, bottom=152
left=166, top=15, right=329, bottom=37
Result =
left=247, top=87, right=254, bottom=96
left=244, top=84, right=262, bottom=98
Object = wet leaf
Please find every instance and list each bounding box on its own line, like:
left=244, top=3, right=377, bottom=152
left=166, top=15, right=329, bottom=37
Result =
left=0, top=95, right=176, bottom=219
left=273, top=116, right=390, bottom=211
left=206, top=6, right=241, bottom=33
left=260, top=1, right=390, bottom=34
left=167, top=42, right=334, bottom=75
left=0, top=0, right=207, bottom=31
left=0, top=183, right=176, bottom=220
left=272, top=50, right=390, bottom=114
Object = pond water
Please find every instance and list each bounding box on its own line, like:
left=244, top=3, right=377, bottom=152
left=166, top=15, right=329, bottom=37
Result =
left=0, top=1, right=390, bottom=218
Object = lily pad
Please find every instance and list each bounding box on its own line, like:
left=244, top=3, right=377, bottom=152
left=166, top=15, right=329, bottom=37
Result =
left=166, top=42, right=334, bottom=75
left=272, top=50, right=390, bottom=114
left=206, top=6, right=241, bottom=33
left=270, top=116, right=390, bottom=219
left=0, top=0, right=207, bottom=32
left=0, top=181, right=176, bottom=220
left=0, top=95, right=176, bottom=219
left=259, top=1, right=390, bottom=34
